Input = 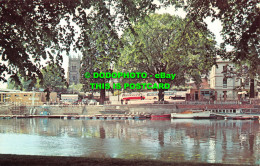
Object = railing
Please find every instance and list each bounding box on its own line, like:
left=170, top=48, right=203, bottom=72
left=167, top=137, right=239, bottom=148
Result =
left=213, top=100, right=240, bottom=104
left=173, top=100, right=241, bottom=105
left=171, top=101, right=209, bottom=105
left=1, top=102, right=88, bottom=107
left=1, top=98, right=259, bottom=107
left=249, top=99, right=260, bottom=104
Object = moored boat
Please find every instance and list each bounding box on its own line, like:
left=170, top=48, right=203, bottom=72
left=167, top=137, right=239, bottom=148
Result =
left=232, top=116, right=252, bottom=120
left=171, top=110, right=211, bottom=119
left=213, top=113, right=260, bottom=120
left=151, top=114, right=171, bottom=118
left=151, top=117, right=171, bottom=120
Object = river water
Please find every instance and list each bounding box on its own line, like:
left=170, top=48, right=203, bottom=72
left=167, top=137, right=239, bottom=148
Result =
left=0, top=118, right=259, bottom=165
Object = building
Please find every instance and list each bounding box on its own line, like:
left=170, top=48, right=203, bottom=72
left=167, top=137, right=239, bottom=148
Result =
left=67, top=56, right=81, bottom=85
left=187, top=78, right=215, bottom=101
left=60, top=94, right=79, bottom=104
left=209, top=58, right=251, bottom=100
left=0, top=90, right=58, bottom=105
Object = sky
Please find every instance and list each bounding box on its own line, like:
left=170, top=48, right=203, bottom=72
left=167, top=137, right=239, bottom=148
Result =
left=0, top=3, right=224, bottom=89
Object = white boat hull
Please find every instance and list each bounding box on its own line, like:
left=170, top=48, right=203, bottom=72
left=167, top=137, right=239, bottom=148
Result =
left=171, top=111, right=212, bottom=119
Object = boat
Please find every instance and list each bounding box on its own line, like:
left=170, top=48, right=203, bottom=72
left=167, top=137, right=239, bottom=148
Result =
left=232, top=116, right=252, bottom=120
left=151, top=117, right=171, bottom=121
left=151, top=114, right=171, bottom=118
left=171, top=110, right=212, bottom=119
left=213, top=113, right=260, bottom=120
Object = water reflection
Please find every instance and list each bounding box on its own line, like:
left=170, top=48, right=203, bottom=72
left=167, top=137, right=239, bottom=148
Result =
left=0, top=118, right=259, bottom=165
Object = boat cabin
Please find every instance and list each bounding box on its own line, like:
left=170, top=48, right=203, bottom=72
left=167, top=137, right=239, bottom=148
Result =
left=205, top=109, right=241, bottom=114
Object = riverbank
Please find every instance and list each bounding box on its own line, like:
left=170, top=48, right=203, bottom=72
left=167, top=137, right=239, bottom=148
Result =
left=0, top=154, right=248, bottom=166
left=1, top=102, right=259, bottom=116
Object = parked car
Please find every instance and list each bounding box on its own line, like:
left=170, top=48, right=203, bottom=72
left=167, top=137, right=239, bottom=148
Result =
left=88, top=99, right=97, bottom=105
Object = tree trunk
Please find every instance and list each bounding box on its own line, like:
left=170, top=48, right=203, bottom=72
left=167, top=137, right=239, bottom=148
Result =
left=249, top=78, right=255, bottom=98
left=100, top=88, right=105, bottom=105
left=158, top=89, right=165, bottom=101
left=99, top=78, right=106, bottom=105
left=44, top=88, right=51, bottom=102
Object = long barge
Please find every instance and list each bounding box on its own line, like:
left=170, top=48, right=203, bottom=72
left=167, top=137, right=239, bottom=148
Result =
left=0, top=114, right=149, bottom=120
left=171, top=108, right=260, bottom=120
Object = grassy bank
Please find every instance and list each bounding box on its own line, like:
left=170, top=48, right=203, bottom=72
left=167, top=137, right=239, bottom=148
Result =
left=0, top=154, right=248, bottom=166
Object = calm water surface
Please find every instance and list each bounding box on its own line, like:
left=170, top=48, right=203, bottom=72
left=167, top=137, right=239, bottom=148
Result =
left=0, top=118, right=259, bottom=165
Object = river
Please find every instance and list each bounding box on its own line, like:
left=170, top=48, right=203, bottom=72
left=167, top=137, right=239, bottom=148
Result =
left=0, top=118, right=259, bottom=165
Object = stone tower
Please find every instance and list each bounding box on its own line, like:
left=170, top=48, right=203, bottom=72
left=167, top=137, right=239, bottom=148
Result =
left=67, top=56, right=81, bottom=85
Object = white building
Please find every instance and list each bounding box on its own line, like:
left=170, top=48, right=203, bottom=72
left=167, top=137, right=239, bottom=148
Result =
left=209, top=58, right=251, bottom=100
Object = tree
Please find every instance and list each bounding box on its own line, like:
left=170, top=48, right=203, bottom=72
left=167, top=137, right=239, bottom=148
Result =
left=1, top=0, right=157, bottom=93
left=41, top=63, right=67, bottom=89
left=41, top=62, right=68, bottom=101
left=68, top=83, right=83, bottom=94
left=162, top=0, right=259, bottom=98
left=118, top=14, right=216, bottom=100
left=7, top=59, right=67, bottom=101
left=79, top=7, right=120, bottom=105
left=0, top=0, right=81, bottom=87
left=7, top=75, right=34, bottom=91
left=77, top=1, right=157, bottom=104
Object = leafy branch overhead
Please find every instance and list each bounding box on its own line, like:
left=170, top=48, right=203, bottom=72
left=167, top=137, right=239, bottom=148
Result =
left=0, top=0, right=157, bottom=90
left=0, top=1, right=80, bottom=85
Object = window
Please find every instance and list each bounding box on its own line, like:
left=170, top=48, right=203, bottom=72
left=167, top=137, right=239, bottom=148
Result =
left=24, top=94, right=28, bottom=96
left=15, top=95, right=19, bottom=97
left=223, top=65, right=227, bottom=72
left=72, top=66, right=76, bottom=71
left=223, top=78, right=227, bottom=88
left=3, top=94, right=6, bottom=102
left=73, top=76, right=76, bottom=80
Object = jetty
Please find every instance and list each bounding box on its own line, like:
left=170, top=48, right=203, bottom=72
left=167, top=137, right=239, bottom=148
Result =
left=0, top=114, right=150, bottom=120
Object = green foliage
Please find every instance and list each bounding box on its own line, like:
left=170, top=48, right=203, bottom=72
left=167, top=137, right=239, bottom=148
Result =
left=0, top=0, right=80, bottom=86
left=161, top=0, right=260, bottom=98
left=7, top=74, right=35, bottom=91
left=68, top=83, right=83, bottom=93
left=41, top=63, right=68, bottom=91
left=6, top=79, right=15, bottom=90
left=31, top=62, right=67, bottom=102
left=1, top=0, right=157, bottom=93
left=163, top=0, right=259, bottom=57
left=77, top=0, right=157, bottom=104
left=118, top=14, right=216, bottom=100
left=113, top=90, right=122, bottom=96
left=163, top=0, right=259, bottom=97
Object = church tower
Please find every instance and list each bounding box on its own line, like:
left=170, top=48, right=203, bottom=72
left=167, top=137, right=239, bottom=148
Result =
left=67, top=56, right=81, bottom=85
